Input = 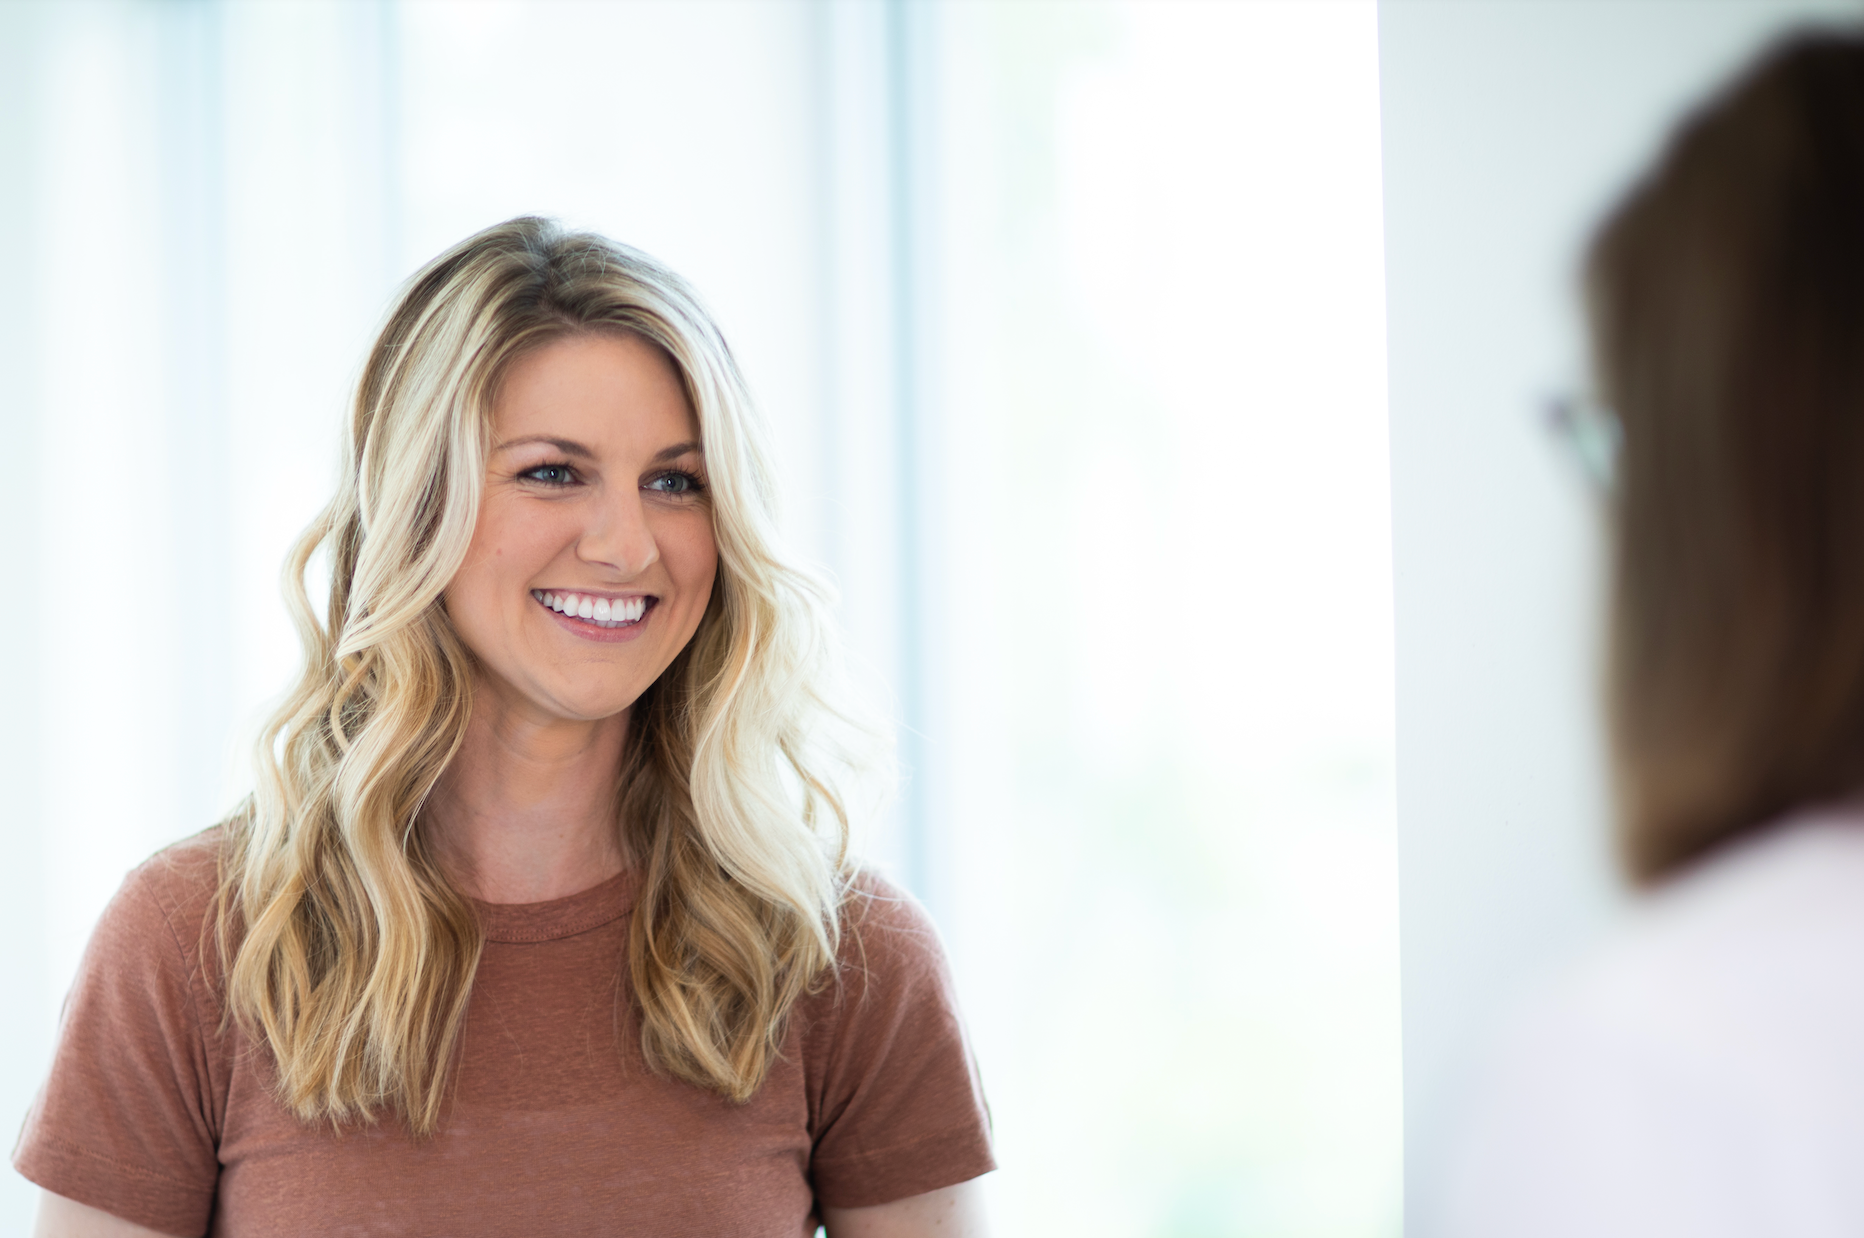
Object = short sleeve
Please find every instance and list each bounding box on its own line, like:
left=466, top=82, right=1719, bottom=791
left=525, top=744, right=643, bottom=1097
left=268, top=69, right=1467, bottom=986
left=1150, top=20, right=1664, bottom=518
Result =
left=12, top=853, right=223, bottom=1237
left=804, top=874, right=995, bottom=1209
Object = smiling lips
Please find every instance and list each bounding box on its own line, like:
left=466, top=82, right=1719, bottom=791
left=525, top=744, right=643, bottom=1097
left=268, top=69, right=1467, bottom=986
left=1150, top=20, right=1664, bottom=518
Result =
left=531, top=589, right=651, bottom=629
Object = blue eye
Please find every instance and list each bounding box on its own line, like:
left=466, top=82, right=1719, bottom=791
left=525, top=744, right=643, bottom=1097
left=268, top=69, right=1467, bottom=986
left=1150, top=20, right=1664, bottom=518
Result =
left=647, top=471, right=704, bottom=495
left=523, top=463, right=576, bottom=486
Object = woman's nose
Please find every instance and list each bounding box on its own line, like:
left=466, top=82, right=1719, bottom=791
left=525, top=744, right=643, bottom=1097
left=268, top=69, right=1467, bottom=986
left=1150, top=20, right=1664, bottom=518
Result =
left=577, top=486, right=659, bottom=577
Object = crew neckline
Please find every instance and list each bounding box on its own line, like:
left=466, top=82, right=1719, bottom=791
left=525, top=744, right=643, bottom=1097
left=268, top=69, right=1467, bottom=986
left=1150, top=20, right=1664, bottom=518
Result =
left=472, top=868, right=635, bottom=944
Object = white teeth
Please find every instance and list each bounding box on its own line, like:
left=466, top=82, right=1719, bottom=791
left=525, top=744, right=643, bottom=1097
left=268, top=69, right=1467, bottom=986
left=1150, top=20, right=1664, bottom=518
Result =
left=535, top=591, right=649, bottom=626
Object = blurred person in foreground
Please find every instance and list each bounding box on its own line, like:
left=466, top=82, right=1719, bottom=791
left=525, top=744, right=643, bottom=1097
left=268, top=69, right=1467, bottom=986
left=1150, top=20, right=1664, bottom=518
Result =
left=1442, top=30, right=1864, bottom=1238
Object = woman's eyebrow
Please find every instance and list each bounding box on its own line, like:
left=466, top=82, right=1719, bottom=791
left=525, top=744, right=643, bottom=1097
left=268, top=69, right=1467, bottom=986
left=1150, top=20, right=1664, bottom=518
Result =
left=650, top=441, right=703, bottom=463
left=495, top=434, right=595, bottom=458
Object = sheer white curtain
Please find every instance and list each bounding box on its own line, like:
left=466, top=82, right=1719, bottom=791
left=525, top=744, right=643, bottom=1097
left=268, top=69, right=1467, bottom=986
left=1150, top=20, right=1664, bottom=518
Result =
left=1, top=3, right=1400, bottom=1233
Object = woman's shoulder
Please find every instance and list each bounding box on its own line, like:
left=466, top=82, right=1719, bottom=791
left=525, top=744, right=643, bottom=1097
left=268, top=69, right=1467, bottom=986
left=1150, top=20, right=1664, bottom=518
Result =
left=15, top=827, right=233, bottom=1234
left=839, top=866, right=938, bottom=936
left=81, top=826, right=232, bottom=993
left=1575, top=807, right=1864, bottom=1036
left=137, top=824, right=229, bottom=889
left=788, top=867, right=961, bottom=1030
left=1437, top=809, right=1864, bottom=1235
left=115, top=825, right=229, bottom=933
left=1472, top=809, right=1864, bottom=1091
left=832, top=868, right=952, bottom=993
left=799, top=868, right=995, bottom=1207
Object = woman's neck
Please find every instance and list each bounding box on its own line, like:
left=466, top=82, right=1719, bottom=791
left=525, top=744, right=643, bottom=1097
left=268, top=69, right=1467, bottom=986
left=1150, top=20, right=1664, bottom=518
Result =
left=423, top=687, right=630, bottom=905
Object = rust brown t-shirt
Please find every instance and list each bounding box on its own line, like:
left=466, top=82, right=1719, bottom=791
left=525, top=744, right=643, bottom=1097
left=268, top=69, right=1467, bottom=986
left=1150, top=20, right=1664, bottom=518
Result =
left=12, top=832, right=993, bottom=1237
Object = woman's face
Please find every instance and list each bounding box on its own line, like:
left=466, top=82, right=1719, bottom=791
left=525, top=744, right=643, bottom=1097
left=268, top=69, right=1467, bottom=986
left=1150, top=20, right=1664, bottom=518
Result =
left=444, top=331, right=719, bottom=724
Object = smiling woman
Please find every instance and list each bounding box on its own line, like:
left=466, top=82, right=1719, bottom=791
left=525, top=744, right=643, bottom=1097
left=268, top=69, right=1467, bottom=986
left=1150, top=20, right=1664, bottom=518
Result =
left=13, top=218, right=993, bottom=1238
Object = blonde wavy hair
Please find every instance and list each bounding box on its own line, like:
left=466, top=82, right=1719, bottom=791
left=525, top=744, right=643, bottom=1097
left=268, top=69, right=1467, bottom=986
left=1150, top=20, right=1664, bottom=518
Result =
left=219, top=217, right=866, bottom=1135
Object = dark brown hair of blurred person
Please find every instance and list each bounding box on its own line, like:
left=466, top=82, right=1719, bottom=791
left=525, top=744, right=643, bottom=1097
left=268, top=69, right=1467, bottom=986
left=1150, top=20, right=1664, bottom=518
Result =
left=1589, top=29, right=1864, bottom=884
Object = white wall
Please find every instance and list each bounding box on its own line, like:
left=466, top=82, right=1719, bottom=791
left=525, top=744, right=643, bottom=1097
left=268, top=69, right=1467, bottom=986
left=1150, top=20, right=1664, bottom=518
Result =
left=1379, top=1, right=1864, bottom=1230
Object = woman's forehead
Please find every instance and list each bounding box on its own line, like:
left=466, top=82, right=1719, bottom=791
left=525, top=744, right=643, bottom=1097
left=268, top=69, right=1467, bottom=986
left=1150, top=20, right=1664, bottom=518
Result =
left=493, top=333, right=697, bottom=449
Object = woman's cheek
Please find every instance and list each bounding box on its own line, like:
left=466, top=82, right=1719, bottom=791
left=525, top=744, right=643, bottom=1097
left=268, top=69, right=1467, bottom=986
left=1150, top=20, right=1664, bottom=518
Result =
left=651, top=508, right=714, bottom=589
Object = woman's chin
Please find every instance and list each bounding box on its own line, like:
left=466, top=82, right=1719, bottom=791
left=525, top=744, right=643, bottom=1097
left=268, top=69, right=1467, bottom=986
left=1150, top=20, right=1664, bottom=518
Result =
left=471, top=669, right=642, bottom=727
left=542, top=690, right=640, bottom=725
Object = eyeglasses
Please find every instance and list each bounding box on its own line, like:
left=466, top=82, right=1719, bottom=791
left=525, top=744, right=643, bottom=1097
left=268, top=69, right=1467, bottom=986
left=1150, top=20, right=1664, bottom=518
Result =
left=1544, top=392, right=1621, bottom=493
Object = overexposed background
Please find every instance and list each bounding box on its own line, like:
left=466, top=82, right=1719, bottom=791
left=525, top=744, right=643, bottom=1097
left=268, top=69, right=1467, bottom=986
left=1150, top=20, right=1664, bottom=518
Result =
left=0, top=3, right=1399, bottom=1236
